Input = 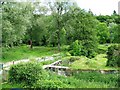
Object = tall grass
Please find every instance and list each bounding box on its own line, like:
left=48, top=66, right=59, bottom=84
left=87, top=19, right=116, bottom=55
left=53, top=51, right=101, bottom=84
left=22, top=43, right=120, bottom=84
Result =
left=2, top=72, right=119, bottom=88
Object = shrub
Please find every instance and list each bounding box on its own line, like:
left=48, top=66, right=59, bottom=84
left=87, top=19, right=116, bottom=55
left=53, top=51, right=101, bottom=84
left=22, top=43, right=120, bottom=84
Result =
left=69, top=40, right=82, bottom=56
left=106, top=44, right=120, bottom=67
left=65, top=52, right=71, bottom=56
left=33, top=72, right=69, bottom=88
left=69, top=40, right=97, bottom=58
left=9, top=62, right=47, bottom=87
left=34, top=79, right=68, bottom=88
left=97, top=44, right=108, bottom=54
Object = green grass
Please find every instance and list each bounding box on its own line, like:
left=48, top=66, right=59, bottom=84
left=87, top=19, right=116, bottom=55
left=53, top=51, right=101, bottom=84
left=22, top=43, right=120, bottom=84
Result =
left=72, top=72, right=119, bottom=88
left=1, top=45, right=60, bottom=63
left=62, top=54, right=119, bottom=70
left=71, top=55, right=118, bottom=70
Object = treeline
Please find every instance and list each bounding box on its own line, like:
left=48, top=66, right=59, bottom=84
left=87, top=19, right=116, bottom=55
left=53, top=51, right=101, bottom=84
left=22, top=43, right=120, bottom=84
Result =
left=1, top=1, right=120, bottom=50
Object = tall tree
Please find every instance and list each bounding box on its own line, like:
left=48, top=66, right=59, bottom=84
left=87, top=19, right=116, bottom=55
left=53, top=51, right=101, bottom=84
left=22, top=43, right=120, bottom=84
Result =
left=66, top=8, right=98, bottom=58
left=2, top=2, right=34, bottom=47
left=112, top=25, right=120, bottom=43
left=25, top=2, right=49, bottom=48
left=96, top=22, right=110, bottom=44
left=48, top=0, right=75, bottom=51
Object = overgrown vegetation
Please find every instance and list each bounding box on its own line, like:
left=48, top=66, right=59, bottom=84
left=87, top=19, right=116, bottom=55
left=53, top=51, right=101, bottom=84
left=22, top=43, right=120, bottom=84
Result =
left=8, top=62, right=46, bottom=87
left=68, top=40, right=97, bottom=58
left=2, top=1, right=120, bottom=50
left=3, top=62, right=119, bottom=88
left=73, top=72, right=119, bottom=88
left=1, top=0, right=120, bottom=89
left=106, top=44, right=120, bottom=67
left=61, top=54, right=118, bottom=70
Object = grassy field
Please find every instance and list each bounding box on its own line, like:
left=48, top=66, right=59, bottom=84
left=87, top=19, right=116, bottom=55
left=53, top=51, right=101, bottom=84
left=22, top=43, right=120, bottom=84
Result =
left=1, top=44, right=109, bottom=63
left=70, top=54, right=118, bottom=70
left=1, top=44, right=119, bottom=70
left=61, top=55, right=119, bottom=70
left=1, top=45, right=60, bottom=63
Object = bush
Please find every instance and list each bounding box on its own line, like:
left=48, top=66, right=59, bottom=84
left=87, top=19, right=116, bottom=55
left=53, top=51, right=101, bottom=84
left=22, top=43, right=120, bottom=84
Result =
left=34, top=79, right=68, bottom=88
left=97, top=44, right=109, bottom=54
left=33, top=72, right=69, bottom=88
left=9, top=62, right=47, bottom=87
left=69, top=40, right=82, bottom=56
left=69, top=40, right=97, bottom=58
left=65, top=52, right=71, bottom=56
left=106, top=44, right=120, bottom=67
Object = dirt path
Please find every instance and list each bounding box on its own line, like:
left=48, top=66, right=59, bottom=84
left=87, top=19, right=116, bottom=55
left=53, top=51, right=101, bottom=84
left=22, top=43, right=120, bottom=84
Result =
left=2, top=56, right=55, bottom=70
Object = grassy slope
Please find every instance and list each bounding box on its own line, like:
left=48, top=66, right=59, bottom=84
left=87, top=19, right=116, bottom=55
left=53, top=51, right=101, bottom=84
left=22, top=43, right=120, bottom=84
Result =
left=61, top=44, right=119, bottom=70
left=70, top=54, right=118, bottom=70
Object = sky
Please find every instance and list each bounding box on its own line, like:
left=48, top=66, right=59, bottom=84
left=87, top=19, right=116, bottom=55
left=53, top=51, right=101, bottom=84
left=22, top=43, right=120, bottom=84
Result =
left=14, top=0, right=120, bottom=15
left=75, top=0, right=120, bottom=15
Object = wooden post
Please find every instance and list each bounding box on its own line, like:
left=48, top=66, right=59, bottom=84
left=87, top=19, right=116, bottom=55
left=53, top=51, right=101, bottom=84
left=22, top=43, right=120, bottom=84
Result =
left=2, top=69, right=8, bottom=82
left=2, top=64, right=3, bottom=70
left=13, top=61, right=14, bottom=65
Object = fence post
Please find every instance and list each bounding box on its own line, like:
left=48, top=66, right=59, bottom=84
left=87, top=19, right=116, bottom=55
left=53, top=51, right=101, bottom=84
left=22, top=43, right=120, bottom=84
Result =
left=13, top=61, right=14, bottom=65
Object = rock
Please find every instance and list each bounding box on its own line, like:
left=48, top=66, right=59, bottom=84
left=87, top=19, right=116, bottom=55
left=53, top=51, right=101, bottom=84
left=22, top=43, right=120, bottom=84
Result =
left=36, top=56, right=54, bottom=62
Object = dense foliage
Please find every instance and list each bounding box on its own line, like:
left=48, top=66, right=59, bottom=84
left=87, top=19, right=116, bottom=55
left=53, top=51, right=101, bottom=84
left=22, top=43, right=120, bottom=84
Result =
left=96, top=23, right=110, bottom=44
left=1, top=0, right=120, bottom=89
left=1, top=1, right=120, bottom=55
left=73, top=72, right=119, bottom=87
left=112, top=25, right=120, bottom=43
left=69, top=40, right=97, bottom=58
left=2, top=2, right=33, bottom=47
left=7, top=63, right=119, bottom=88
left=9, top=62, right=47, bottom=87
left=106, top=44, right=120, bottom=67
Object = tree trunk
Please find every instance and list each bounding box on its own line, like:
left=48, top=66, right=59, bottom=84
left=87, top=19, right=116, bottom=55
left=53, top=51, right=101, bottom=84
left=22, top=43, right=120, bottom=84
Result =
left=57, top=31, right=60, bottom=52
left=57, top=15, right=61, bottom=52
left=29, top=40, right=33, bottom=49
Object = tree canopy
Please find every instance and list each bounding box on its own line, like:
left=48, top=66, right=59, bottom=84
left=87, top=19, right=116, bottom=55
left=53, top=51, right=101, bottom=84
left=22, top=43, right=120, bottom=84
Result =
left=1, top=1, right=120, bottom=57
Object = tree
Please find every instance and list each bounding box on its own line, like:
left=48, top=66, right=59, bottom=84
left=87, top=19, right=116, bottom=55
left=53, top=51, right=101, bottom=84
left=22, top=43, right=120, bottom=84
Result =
left=96, top=15, right=114, bottom=25
left=108, top=22, right=117, bottom=43
left=49, top=1, right=64, bottom=51
left=67, top=8, right=98, bottom=58
left=96, top=22, right=110, bottom=44
left=106, top=44, right=120, bottom=67
left=48, top=0, right=75, bottom=51
left=113, top=10, right=117, bottom=15
left=114, top=15, right=120, bottom=24
left=25, top=14, right=49, bottom=47
left=112, top=25, right=120, bottom=43
left=2, top=2, right=33, bottom=47
left=24, top=1, right=51, bottom=48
